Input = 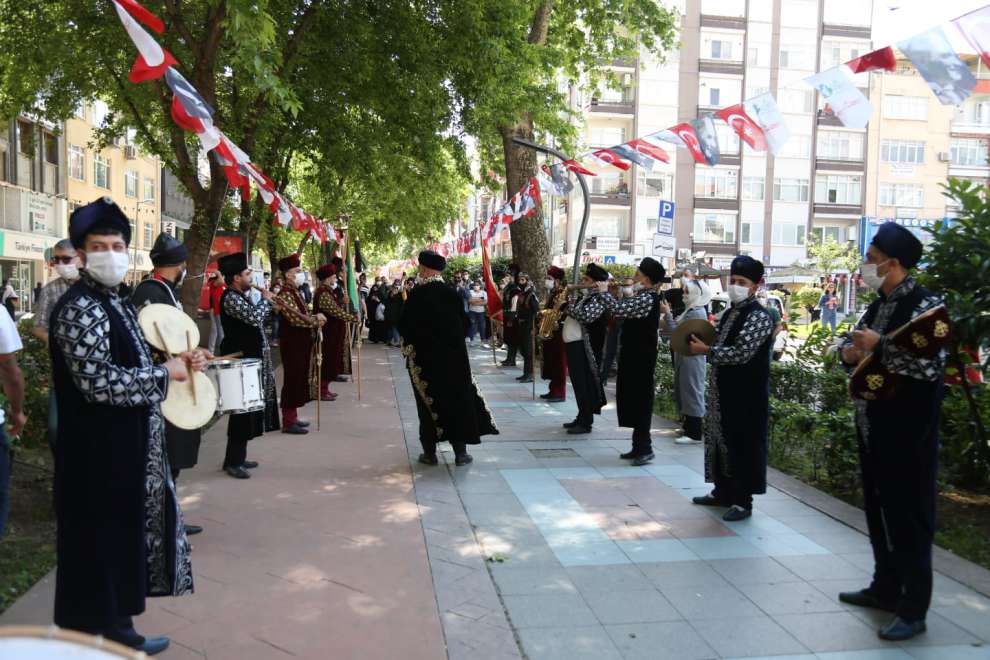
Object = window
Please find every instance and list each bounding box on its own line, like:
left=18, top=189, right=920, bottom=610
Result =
left=779, top=89, right=814, bottom=114
left=741, top=221, right=764, bottom=245
left=714, top=122, right=740, bottom=153
left=693, top=212, right=736, bottom=244
left=143, top=223, right=153, bottom=247
left=880, top=140, right=925, bottom=164
left=588, top=127, right=626, bottom=147
left=598, top=85, right=634, bottom=104
left=44, top=133, right=58, bottom=164
left=813, top=226, right=843, bottom=243
left=711, top=40, right=733, bottom=60
left=772, top=222, right=806, bottom=246
left=954, top=100, right=990, bottom=127
left=879, top=183, right=923, bottom=208
left=92, top=100, right=109, bottom=127
left=779, top=50, right=790, bottom=68
left=950, top=138, right=988, bottom=166
left=143, top=177, right=156, bottom=201
left=815, top=174, right=862, bottom=205
left=591, top=172, right=628, bottom=195
left=124, top=170, right=138, bottom=198
left=779, top=47, right=810, bottom=69
left=773, top=177, right=810, bottom=202
left=74, top=103, right=87, bottom=120
left=94, top=154, right=110, bottom=189
left=17, top=120, right=33, bottom=155
left=588, top=213, right=624, bottom=238
left=816, top=131, right=864, bottom=161
left=694, top=169, right=738, bottom=199
left=637, top=171, right=672, bottom=197
left=69, top=145, right=85, bottom=181
left=742, top=176, right=765, bottom=200
left=709, top=88, right=721, bottom=107
left=748, top=47, right=759, bottom=66
left=883, top=95, right=928, bottom=121
left=821, top=40, right=864, bottom=69
left=779, top=134, right=811, bottom=158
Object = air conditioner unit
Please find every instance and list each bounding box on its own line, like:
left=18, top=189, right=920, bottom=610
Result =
left=124, top=145, right=137, bottom=160
left=622, top=73, right=633, bottom=86
left=937, top=151, right=951, bottom=162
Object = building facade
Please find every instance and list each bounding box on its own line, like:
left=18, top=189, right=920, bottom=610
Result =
left=161, top=166, right=194, bottom=244
left=0, top=115, right=69, bottom=311
left=66, top=100, right=162, bottom=280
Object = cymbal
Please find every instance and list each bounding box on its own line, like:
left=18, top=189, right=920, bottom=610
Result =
left=139, top=304, right=200, bottom=354
left=670, top=318, right=716, bottom=355
left=161, top=371, right=217, bottom=430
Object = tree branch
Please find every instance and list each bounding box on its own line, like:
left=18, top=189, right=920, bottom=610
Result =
left=162, top=0, right=197, bottom=60
left=528, top=0, right=554, bottom=46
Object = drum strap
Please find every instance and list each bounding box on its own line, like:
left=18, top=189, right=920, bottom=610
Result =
left=148, top=276, right=181, bottom=309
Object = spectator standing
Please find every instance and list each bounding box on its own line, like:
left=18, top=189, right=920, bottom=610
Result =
left=385, top=284, right=404, bottom=346
left=2, top=279, right=19, bottom=320
left=819, top=283, right=839, bottom=333
left=0, top=305, right=26, bottom=537
left=205, top=272, right=226, bottom=353
left=467, top=281, right=488, bottom=343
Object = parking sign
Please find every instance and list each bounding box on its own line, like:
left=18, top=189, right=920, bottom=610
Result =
left=658, top=200, right=675, bottom=235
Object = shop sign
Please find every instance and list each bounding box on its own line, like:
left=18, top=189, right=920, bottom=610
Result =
left=0, top=229, right=58, bottom=260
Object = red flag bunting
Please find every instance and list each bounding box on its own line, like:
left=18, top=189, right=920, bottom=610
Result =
left=668, top=123, right=708, bottom=164
left=115, top=0, right=165, bottom=33
left=954, top=7, right=990, bottom=70
left=591, top=148, right=631, bottom=171
left=715, top=104, right=768, bottom=151
left=845, top=46, right=897, bottom=73
left=626, top=138, right=670, bottom=163
left=562, top=159, right=596, bottom=176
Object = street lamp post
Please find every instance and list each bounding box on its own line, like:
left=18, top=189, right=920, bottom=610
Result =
left=510, top=137, right=591, bottom=285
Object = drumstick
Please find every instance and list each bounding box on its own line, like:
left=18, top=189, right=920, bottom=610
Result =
left=185, top=330, right=198, bottom=406
left=209, top=351, right=244, bottom=361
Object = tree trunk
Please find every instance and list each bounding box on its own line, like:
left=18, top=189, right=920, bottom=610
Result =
left=179, top=184, right=228, bottom=312
left=501, top=120, right=551, bottom=297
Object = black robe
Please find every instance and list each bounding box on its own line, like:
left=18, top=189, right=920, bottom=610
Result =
left=50, top=274, right=192, bottom=628
left=704, top=297, right=774, bottom=495
left=398, top=277, right=498, bottom=444
left=130, top=276, right=201, bottom=471
left=219, top=288, right=280, bottom=435
left=604, top=290, right=662, bottom=432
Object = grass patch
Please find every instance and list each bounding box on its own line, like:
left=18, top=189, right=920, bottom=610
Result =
left=0, top=443, right=56, bottom=614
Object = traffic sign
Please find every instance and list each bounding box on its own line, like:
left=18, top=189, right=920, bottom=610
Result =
left=652, top=234, right=676, bottom=259
left=603, top=255, right=617, bottom=264
left=658, top=200, right=675, bottom=235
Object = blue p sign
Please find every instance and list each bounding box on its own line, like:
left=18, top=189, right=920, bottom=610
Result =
left=659, top=201, right=675, bottom=220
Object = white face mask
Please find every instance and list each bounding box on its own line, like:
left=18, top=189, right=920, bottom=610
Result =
left=632, top=283, right=644, bottom=292
left=621, top=286, right=634, bottom=296
left=727, top=284, right=751, bottom=304
left=55, top=263, right=79, bottom=281
left=294, top=273, right=306, bottom=287
left=85, top=251, right=130, bottom=288
left=544, top=278, right=555, bottom=289
left=860, top=261, right=888, bottom=290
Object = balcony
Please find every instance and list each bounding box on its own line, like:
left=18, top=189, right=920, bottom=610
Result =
left=694, top=197, right=739, bottom=211
left=700, top=15, right=746, bottom=31
left=816, top=110, right=844, bottom=127
left=822, top=24, right=871, bottom=39
left=610, top=57, right=636, bottom=69
left=16, top=154, right=33, bottom=189
left=950, top=120, right=990, bottom=136
left=813, top=202, right=863, bottom=216
left=590, top=191, right=631, bottom=207
left=43, top=163, right=59, bottom=195
left=589, top=97, right=635, bottom=115
left=815, top=157, right=865, bottom=172
left=698, top=59, right=744, bottom=76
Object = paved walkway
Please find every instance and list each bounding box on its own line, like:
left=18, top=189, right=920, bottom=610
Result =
left=3, top=341, right=990, bottom=659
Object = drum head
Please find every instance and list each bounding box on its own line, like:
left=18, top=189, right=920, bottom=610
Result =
left=670, top=319, right=717, bottom=355
left=138, top=303, right=200, bottom=354
left=161, top=371, right=217, bottom=430
left=0, top=625, right=144, bottom=658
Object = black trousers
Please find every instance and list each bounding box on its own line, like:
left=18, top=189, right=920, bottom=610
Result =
left=415, top=389, right=466, bottom=457
left=223, top=412, right=255, bottom=468
left=683, top=415, right=703, bottom=441
left=600, top=324, right=620, bottom=382
left=57, top=613, right=143, bottom=648
left=565, top=341, right=597, bottom=427
left=711, top=473, right=753, bottom=510
left=518, top=319, right=534, bottom=376
left=858, top=429, right=937, bottom=622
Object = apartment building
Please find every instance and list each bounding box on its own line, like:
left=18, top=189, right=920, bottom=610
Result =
left=162, top=166, right=194, bottom=244
left=66, top=100, right=162, bottom=279
left=0, top=115, right=69, bottom=308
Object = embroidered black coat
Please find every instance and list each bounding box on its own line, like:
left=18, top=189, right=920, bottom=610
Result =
left=50, top=275, right=193, bottom=626
left=220, top=287, right=280, bottom=434
left=398, top=279, right=498, bottom=444
left=603, top=290, right=662, bottom=431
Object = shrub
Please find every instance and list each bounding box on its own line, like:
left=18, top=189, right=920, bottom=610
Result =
left=0, top=320, right=52, bottom=450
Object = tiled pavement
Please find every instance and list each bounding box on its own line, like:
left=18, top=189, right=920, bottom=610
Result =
left=392, top=343, right=990, bottom=660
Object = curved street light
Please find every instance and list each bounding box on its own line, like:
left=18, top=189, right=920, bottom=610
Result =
left=510, top=137, right=591, bottom=285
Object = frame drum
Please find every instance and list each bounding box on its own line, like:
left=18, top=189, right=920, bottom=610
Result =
left=0, top=625, right=145, bottom=659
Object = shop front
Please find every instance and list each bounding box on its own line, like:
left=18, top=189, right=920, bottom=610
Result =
left=0, top=228, right=60, bottom=315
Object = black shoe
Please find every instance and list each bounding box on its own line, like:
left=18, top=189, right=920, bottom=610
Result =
left=567, top=425, right=592, bottom=435
left=632, top=453, right=655, bottom=466
left=692, top=494, right=724, bottom=506
left=563, top=420, right=578, bottom=429
left=242, top=460, right=259, bottom=469
left=334, top=376, right=348, bottom=382
left=282, top=424, right=309, bottom=435
left=619, top=450, right=640, bottom=459
left=546, top=397, right=565, bottom=403
left=417, top=453, right=439, bottom=466
left=136, top=637, right=170, bottom=656
left=518, top=376, right=533, bottom=383
left=183, top=524, right=203, bottom=536
left=455, top=454, right=474, bottom=466
left=540, top=392, right=552, bottom=399
left=500, top=360, right=516, bottom=367
left=839, top=589, right=897, bottom=613
left=295, top=420, right=310, bottom=428
left=224, top=466, right=250, bottom=479
left=722, top=505, right=752, bottom=521
left=878, top=616, right=926, bottom=641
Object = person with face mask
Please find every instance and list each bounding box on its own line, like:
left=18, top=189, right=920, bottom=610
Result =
left=500, top=264, right=522, bottom=367
left=660, top=278, right=711, bottom=445
left=467, top=280, right=489, bottom=344
left=313, top=264, right=358, bottom=401
left=31, top=239, right=81, bottom=454
left=329, top=257, right=355, bottom=381
left=514, top=273, right=541, bottom=383
left=538, top=267, right=568, bottom=400
left=274, top=253, right=326, bottom=434
left=130, top=233, right=204, bottom=535
left=217, top=252, right=281, bottom=479
left=558, top=264, right=610, bottom=434
left=686, top=255, right=773, bottom=521
left=49, top=198, right=208, bottom=654
left=835, top=222, right=945, bottom=642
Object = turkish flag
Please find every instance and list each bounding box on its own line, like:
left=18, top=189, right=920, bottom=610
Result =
left=562, top=159, right=596, bottom=176
left=668, top=123, right=708, bottom=165
left=626, top=138, right=670, bottom=164
left=481, top=237, right=504, bottom=323
left=715, top=104, right=768, bottom=151
left=954, top=6, right=990, bottom=69
left=115, top=0, right=165, bottom=33
left=591, top=149, right=631, bottom=171
left=845, top=46, right=897, bottom=73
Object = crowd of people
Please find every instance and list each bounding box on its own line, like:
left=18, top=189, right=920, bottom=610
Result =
left=0, top=200, right=947, bottom=651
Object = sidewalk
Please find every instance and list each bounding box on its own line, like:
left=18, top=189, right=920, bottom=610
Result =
left=4, top=342, right=990, bottom=659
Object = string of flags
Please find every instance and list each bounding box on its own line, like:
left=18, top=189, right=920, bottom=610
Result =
left=429, top=177, right=543, bottom=256
left=109, top=0, right=336, bottom=243
left=558, top=4, right=990, bottom=176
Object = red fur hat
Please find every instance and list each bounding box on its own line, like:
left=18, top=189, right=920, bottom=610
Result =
left=316, top=263, right=337, bottom=280
left=278, top=253, right=301, bottom=272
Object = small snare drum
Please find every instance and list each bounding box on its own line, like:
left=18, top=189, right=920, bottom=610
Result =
left=205, top=358, right=265, bottom=415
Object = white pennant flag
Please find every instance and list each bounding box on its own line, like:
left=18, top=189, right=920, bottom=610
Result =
left=804, top=67, right=872, bottom=129
left=112, top=0, right=165, bottom=66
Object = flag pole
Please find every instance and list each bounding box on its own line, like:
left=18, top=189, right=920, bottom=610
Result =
left=490, top=317, right=497, bottom=366
left=531, top=322, right=537, bottom=400
left=356, top=321, right=363, bottom=401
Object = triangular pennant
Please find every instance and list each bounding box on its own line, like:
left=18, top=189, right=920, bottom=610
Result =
left=112, top=1, right=177, bottom=83
left=626, top=138, right=670, bottom=164
left=845, top=46, right=896, bottom=73
left=610, top=144, right=654, bottom=171
left=715, top=104, right=768, bottom=151
left=898, top=26, right=976, bottom=105
left=591, top=148, right=631, bottom=171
